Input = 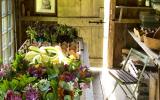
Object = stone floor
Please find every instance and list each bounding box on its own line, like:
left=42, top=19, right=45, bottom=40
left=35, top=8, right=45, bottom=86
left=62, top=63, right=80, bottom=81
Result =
left=87, top=67, right=129, bottom=100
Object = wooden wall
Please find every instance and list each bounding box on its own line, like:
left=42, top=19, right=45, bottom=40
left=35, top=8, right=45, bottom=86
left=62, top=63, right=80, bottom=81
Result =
left=109, top=0, right=142, bottom=67
left=15, top=0, right=104, bottom=67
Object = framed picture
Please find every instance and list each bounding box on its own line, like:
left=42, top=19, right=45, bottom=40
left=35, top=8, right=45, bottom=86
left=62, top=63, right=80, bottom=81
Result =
left=35, top=0, right=56, bottom=14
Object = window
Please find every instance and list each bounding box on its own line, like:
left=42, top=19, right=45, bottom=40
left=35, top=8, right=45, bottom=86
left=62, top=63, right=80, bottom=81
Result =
left=1, top=0, right=15, bottom=64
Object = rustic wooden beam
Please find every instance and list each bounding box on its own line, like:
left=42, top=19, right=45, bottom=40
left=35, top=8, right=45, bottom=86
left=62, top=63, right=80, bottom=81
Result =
left=20, top=16, right=58, bottom=22
left=108, top=0, right=116, bottom=67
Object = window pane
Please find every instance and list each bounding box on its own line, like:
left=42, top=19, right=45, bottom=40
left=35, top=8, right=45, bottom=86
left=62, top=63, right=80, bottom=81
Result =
left=2, top=0, right=6, bottom=17
left=1, top=0, right=14, bottom=64
left=2, top=17, right=7, bottom=32
left=2, top=51, right=5, bottom=63
left=2, top=34, right=5, bottom=48
left=8, top=14, right=12, bottom=29
left=8, top=31, right=11, bottom=43
left=2, top=49, right=8, bottom=64
left=8, top=46, right=11, bottom=60
left=11, top=43, right=14, bottom=57
left=2, top=33, right=7, bottom=48
left=8, top=0, right=12, bottom=14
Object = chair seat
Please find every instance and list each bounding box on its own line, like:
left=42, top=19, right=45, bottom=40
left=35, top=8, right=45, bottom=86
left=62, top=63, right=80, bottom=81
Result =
left=109, top=70, right=138, bottom=84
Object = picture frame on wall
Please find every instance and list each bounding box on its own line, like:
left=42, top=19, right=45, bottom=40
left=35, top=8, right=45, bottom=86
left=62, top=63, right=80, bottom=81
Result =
left=35, top=0, right=56, bottom=14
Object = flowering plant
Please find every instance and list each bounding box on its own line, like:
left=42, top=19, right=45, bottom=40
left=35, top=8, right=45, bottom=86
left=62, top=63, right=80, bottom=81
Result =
left=0, top=45, right=93, bottom=100
left=26, top=23, right=78, bottom=44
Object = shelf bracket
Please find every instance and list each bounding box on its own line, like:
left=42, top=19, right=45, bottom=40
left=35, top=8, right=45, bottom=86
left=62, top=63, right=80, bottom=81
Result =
left=119, top=8, right=123, bottom=22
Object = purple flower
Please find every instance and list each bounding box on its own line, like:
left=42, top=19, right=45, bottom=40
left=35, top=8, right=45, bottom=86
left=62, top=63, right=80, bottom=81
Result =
left=25, top=86, right=39, bottom=100
left=85, top=71, right=91, bottom=77
left=5, top=90, right=22, bottom=100
left=79, top=65, right=88, bottom=71
left=0, top=69, right=5, bottom=77
left=62, top=72, right=76, bottom=82
left=28, top=66, right=46, bottom=78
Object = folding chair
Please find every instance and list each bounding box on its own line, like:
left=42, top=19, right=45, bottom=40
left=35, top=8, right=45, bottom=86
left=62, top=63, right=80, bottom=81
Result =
left=109, top=48, right=149, bottom=100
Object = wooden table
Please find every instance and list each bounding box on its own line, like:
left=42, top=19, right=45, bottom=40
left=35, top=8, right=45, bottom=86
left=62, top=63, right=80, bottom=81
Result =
left=129, top=31, right=160, bottom=99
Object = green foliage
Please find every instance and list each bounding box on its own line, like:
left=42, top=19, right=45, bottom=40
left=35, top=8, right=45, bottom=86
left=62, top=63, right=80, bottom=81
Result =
left=56, top=24, right=78, bottom=43
left=64, top=95, right=72, bottom=100
left=46, top=62, right=60, bottom=79
left=81, top=77, right=94, bottom=83
left=9, top=79, right=19, bottom=90
left=12, top=53, right=29, bottom=72
left=16, top=75, right=37, bottom=91
left=37, top=79, right=50, bottom=92
left=0, top=80, right=9, bottom=99
left=0, top=80, right=9, bottom=92
left=46, top=93, right=55, bottom=100
left=69, top=60, right=81, bottom=71
left=26, top=23, right=78, bottom=43
left=41, top=80, right=58, bottom=100
left=0, top=58, right=2, bottom=65
left=26, top=26, right=37, bottom=41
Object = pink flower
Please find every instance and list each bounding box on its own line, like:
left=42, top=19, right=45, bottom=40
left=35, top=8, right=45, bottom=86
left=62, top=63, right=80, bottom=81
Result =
left=80, top=83, right=90, bottom=89
left=0, top=69, right=5, bottom=77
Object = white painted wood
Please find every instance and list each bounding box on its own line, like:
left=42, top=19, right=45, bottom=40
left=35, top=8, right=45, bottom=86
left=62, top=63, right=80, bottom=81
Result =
left=80, top=39, right=94, bottom=100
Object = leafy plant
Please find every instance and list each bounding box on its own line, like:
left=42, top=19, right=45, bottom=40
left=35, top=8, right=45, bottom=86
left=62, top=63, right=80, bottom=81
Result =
left=12, top=53, right=29, bottom=72
left=26, top=23, right=78, bottom=44
left=26, top=26, right=37, bottom=41
left=56, top=24, right=78, bottom=43
left=16, top=75, right=37, bottom=91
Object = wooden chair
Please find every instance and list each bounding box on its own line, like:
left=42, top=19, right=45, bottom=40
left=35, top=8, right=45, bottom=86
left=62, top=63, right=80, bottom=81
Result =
left=109, top=48, right=149, bottom=100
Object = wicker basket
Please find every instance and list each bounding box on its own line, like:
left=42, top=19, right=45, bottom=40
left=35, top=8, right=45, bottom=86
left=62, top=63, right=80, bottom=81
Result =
left=143, top=35, right=160, bottom=50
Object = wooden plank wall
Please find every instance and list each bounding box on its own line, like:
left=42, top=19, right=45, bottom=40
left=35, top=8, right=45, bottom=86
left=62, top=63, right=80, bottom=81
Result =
left=109, top=0, right=142, bottom=67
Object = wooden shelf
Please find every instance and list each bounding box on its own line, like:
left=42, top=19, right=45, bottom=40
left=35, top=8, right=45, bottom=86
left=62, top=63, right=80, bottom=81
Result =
left=114, top=19, right=141, bottom=23
left=20, top=16, right=58, bottom=22
left=129, top=31, right=160, bottom=67
left=116, top=6, right=153, bottom=9
left=115, top=6, right=153, bottom=23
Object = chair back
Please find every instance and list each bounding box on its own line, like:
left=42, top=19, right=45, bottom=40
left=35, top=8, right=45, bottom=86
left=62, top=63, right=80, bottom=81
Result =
left=122, top=48, right=149, bottom=70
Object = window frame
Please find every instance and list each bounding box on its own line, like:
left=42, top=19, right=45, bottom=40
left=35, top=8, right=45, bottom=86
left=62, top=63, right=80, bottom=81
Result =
left=1, top=0, right=15, bottom=63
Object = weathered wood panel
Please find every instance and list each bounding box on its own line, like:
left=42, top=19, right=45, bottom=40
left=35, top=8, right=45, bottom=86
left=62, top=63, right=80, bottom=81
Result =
left=58, top=0, right=103, bottom=17
left=108, top=0, right=116, bottom=67
left=81, top=0, right=93, bottom=16
left=78, top=26, right=103, bottom=57
left=58, top=0, right=81, bottom=17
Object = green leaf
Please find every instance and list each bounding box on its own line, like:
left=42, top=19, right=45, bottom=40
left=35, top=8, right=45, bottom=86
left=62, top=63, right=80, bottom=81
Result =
left=46, top=63, right=59, bottom=79
left=0, top=91, right=5, bottom=100
left=69, top=60, right=81, bottom=71
left=10, top=79, right=19, bottom=90
left=37, top=79, right=50, bottom=92
left=50, top=80, right=58, bottom=89
left=0, top=80, right=9, bottom=95
left=17, top=75, right=37, bottom=90
left=64, top=95, right=72, bottom=100
left=46, top=93, right=55, bottom=100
